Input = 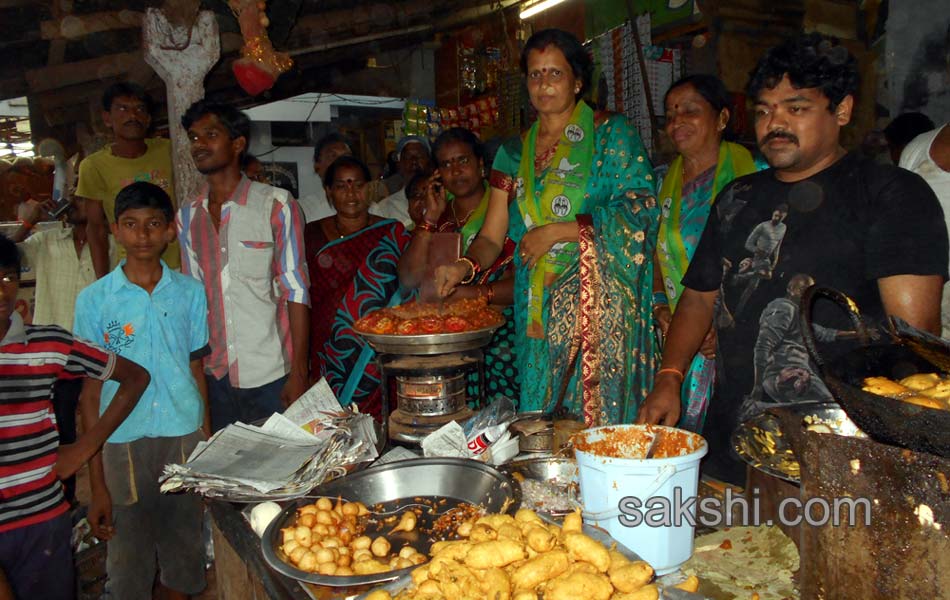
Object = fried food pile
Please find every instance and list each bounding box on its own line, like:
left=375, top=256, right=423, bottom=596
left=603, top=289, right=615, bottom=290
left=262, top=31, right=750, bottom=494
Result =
left=862, top=373, right=950, bottom=410
left=354, top=297, right=504, bottom=335
left=278, top=497, right=427, bottom=577
left=365, top=508, right=699, bottom=600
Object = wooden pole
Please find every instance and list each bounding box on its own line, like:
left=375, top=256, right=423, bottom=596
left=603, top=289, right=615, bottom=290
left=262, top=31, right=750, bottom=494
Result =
left=143, top=8, right=220, bottom=205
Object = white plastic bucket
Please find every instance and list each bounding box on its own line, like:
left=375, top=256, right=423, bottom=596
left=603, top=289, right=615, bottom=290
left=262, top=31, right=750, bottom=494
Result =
left=573, top=424, right=708, bottom=575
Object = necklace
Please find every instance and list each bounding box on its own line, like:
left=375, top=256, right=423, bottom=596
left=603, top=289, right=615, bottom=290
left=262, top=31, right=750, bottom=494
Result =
left=333, top=216, right=366, bottom=239
left=450, top=201, right=477, bottom=228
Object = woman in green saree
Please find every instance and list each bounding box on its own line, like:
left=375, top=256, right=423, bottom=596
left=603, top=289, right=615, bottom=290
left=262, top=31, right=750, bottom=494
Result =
left=435, top=29, right=658, bottom=425
left=654, top=74, right=760, bottom=432
left=398, top=127, right=520, bottom=400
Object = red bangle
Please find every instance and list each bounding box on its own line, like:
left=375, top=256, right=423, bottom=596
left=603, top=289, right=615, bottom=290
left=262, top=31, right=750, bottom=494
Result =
left=416, top=220, right=438, bottom=233
left=656, top=367, right=684, bottom=382
left=20, top=220, right=34, bottom=230
left=484, top=283, right=495, bottom=304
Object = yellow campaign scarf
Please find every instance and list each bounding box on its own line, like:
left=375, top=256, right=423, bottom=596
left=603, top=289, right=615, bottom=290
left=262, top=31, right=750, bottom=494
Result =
left=453, top=183, right=490, bottom=253
left=657, top=141, right=756, bottom=309
left=517, top=101, right=594, bottom=338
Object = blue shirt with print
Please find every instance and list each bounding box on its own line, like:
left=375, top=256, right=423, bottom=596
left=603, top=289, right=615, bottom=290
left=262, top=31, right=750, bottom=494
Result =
left=74, top=260, right=209, bottom=443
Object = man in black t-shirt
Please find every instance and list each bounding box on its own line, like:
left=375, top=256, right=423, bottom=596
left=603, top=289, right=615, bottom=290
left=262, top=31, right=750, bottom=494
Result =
left=637, top=33, right=949, bottom=485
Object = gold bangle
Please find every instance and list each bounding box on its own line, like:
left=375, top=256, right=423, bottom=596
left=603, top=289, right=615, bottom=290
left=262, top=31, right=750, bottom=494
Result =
left=458, top=256, right=479, bottom=285
left=485, top=283, right=495, bottom=304
left=656, top=367, right=685, bottom=382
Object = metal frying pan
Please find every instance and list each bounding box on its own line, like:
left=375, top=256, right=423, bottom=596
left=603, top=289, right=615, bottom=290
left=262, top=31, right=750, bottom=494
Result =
left=799, top=285, right=950, bottom=458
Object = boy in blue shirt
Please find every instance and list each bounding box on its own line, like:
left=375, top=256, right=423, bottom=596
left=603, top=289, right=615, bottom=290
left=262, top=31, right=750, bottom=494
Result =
left=75, top=182, right=210, bottom=599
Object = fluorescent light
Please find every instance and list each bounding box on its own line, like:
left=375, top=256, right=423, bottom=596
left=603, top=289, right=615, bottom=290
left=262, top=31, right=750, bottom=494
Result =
left=520, top=0, right=568, bottom=19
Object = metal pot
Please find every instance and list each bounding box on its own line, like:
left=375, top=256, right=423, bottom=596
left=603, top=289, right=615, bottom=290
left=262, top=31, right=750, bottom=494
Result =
left=510, top=414, right=554, bottom=453
left=396, top=373, right=467, bottom=416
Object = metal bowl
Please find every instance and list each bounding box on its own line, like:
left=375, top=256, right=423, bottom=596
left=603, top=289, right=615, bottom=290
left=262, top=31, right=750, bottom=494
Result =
left=732, top=402, right=866, bottom=484
left=502, top=457, right=578, bottom=486
left=500, top=457, right=579, bottom=517
left=510, top=416, right=554, bottom=453
left=358, top=324, right=501, bottom=355
left=261, top=457, right=521, bottom=587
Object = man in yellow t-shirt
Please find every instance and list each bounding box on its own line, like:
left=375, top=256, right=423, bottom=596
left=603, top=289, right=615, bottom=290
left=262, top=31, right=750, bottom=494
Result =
left=77, top=82, right=181, bottom=275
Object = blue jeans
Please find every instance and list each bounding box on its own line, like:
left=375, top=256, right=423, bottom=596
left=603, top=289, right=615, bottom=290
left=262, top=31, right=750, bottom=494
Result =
left=207, top=373, right=287, bottom=432
left=0, top=513, right=74, bottom=599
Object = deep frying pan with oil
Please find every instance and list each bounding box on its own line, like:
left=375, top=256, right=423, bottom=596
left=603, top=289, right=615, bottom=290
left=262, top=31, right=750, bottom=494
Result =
left=799, top=285, right=950, bottom=458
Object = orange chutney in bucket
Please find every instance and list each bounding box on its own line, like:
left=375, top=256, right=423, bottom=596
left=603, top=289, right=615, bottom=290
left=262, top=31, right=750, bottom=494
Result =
left=572, top=424, right=701, bottom=459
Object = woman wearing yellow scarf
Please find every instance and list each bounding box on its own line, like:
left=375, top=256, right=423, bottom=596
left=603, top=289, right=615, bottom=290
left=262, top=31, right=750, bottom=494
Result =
left=436, top=29, right=658, bottom=425
left=654, top=75, right=761, bottom=431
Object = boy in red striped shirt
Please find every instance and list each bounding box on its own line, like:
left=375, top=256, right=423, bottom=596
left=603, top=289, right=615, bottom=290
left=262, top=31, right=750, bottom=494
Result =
left=0, top=234, right=149, bottom=599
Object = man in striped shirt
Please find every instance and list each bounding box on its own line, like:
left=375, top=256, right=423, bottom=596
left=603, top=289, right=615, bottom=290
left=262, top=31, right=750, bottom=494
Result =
left=177, top=101, right=310, bottom=431
left=0, top=235, right=150, bottom=599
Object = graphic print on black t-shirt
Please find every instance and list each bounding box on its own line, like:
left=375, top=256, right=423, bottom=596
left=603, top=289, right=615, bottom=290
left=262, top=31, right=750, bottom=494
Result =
left=682, top=153, right=949, bottom=483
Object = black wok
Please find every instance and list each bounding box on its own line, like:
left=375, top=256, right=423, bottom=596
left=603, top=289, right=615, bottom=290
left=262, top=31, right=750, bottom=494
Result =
left=799, top=286, right=950, bottom=458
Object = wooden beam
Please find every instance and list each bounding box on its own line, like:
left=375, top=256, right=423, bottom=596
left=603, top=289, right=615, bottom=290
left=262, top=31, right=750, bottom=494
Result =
left=25, top=51, right=140, bottom=93
left=40, top=10, right=144, bottom=40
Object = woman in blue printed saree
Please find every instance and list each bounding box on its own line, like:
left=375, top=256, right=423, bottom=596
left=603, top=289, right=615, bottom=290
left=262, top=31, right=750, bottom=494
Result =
left=654, top=75, right=761, bottom=432
left=435, top=29, right=659, bottom=425
left=305, top=155, right=410, bottom=418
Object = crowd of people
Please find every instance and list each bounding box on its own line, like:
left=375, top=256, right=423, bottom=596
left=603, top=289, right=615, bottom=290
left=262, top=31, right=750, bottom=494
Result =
left=1, top=26, right=948, bottom=600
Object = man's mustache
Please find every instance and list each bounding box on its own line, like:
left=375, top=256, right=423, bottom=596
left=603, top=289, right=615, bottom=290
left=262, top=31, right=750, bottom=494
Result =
left=760, top=131, right=799, bottom=146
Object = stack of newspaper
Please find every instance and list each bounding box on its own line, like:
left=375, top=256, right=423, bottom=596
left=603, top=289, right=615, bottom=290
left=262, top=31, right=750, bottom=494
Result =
left=160, top=379, right=378, bottom=501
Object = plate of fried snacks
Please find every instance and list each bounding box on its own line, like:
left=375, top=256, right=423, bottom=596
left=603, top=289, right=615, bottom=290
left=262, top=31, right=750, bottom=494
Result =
left=354, top=298, right=505, bottom=355
left=261, top=458, right=519, bottom=587
left=357, top=507, right=706, bottom=600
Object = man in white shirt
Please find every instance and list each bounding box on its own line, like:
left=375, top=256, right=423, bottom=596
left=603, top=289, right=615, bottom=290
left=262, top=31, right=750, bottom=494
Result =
left=900, top=123, right=950, bottom=336
left=371, top=135, right=432, bottom=228
left=296, top=133, right=351, bottom=223
left=297, top=133, right=388, bottom=223
left=9, top=197, right=116, bottom=504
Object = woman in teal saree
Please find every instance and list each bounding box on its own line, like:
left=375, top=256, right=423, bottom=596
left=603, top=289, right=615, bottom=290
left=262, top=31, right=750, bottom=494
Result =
left=654, top=75, right=761, bottom=431
left=436, top=29, right=658, bottom=425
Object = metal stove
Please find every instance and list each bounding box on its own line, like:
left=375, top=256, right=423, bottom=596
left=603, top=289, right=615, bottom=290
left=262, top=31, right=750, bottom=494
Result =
left=379, top=350, right=485, bottom=445
left=360, top=325, right=499, bottom=446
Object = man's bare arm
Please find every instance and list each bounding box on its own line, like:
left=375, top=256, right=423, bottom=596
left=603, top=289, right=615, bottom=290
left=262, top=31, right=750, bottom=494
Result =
left=637, top=288, right=718, bottom=426
left=878, top=274, right=944, bottom=335
left=85, top=197, right=111, bottom=278
left=54, top=355, right=149, bottom=478
left=281, top=301, right=310, bottom=407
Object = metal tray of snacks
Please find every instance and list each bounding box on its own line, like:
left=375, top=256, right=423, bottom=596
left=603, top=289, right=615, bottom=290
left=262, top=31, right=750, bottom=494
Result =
left=261, top=457, right=520, bottom=587
left=359, top=324, right=502, bottom=355
left=356, top=512, right=707, bottom=600
left=733, top=402, right=866, bottom=484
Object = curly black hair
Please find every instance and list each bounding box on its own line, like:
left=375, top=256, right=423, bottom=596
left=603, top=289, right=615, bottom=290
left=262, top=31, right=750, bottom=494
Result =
left=747, top=32, right=859, bottom=112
